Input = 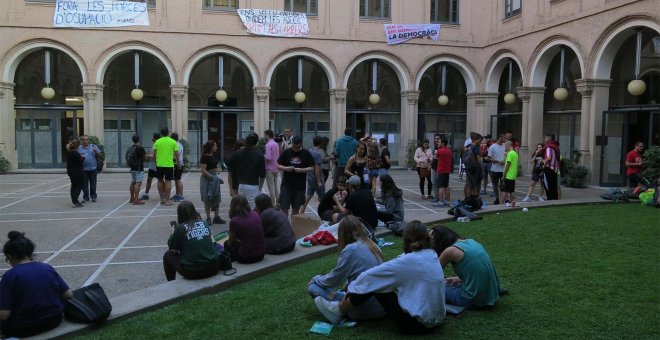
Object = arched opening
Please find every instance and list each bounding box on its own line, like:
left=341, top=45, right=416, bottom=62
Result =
left=492, top=58, right=522, bottom=141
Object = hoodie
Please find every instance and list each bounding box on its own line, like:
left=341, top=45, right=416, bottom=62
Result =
left=544, top=140, right=560, bottom=171
left=335, top=135, right=358, bottom=167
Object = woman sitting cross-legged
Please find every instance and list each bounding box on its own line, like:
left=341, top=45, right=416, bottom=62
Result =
left=375, top=174, right=404, bottom=224
left=336, top=221, right=446, bottom=335
left=163, top=201, right=227, bottom=281
left=254, top=193, right=296, bottom=255
left=309, top=216, right=386, bottom=323
left=223, top=195, right=266, bottom=264
left=1, top=231, right=73, bottom=338
left=430, top=225, right=501, bottom=308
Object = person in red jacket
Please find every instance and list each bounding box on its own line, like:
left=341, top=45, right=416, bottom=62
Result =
left=625, top=142, right=644, bottom=188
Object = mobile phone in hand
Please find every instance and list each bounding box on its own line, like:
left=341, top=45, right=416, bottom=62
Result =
left=170, top=221, right=177, bottom=229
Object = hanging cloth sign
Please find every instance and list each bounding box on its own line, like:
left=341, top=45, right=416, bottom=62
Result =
left=384, top=24, right=440, bottom=45
left=53, top=0, right=150, bottom=28
left=237, top=9, right=309, bottom=37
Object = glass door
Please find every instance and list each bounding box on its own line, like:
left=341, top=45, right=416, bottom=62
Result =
left=15, top=109, right=77, bottom=168
left=599, top=111, right=626, bottom=186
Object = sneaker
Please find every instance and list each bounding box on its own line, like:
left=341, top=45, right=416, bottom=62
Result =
left=213, top=216, right=226, bottom=224
left=91, top=198, right=97, bottom=202
left=314, top=297, right=343, bottom=325
left=73, top=202, right=84, bottom=208
left=132, top=199, right=145, bottom=205
left=538, top=196, right=545, bottom=202
left=83, top=197, right=90, bottom=202
left=141, top=193, right=150, bottom=200
left=505, top=202, right=511, bottom=207
left=431, top=197, right=439, bottom=203
left=432, top=201, right=441, bottom=207
left=440, top=201, right=448, bottom=208
left=521, top=196, right=531, bottom=202
left=173, top=195, right=185, bottom=202
left=206, top=217, right=212, bottom=225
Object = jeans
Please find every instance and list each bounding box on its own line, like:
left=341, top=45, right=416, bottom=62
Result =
left=265, top=171, right=279, bottom=206
left=308, top=283, right=345, bottom=301
left=431, top=170, right=439, bottom=198
left=308, top=283, right=385, bottom=320
left=82, top=170, right=97, bottom=200
left=445, top=285, right=473, bottom=308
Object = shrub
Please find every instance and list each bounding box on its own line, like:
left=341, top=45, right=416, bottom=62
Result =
left=87, top=135, right=105, bottom=162
left=0, top=151, right=11, bottom=174
left=564, top=149, right=589, bottom=188
left=642, top=145, right=660, bottom=184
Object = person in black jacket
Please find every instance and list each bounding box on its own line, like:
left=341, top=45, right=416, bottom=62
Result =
left=66, top=139, right=84, bottom=207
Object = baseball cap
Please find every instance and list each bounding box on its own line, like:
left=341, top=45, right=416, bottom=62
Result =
left=347, top=175, right=361, bottom=187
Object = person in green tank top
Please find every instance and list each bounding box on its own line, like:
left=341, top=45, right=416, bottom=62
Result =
left=431, top=226, right=504, bottom=308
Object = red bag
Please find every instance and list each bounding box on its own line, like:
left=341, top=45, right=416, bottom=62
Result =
left=303, top=231, right=337, bottom=245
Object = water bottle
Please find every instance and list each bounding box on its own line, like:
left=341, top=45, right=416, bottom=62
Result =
left=457, top=217, right=470, bottom=222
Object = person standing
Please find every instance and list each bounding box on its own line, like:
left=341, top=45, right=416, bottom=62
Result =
left=430, top=134, right=442, bottom=203
left=227, top=132, right=265, bottom=210
left=414, top=140, right=433, bottom=199
left=127, top=134, right=147, bottom=205
left=280, top=127, right=293, bottom=151
left=141, top=133, right=161, bottom=200
left=334, top=128, right=358, bottom=185
left=378, top=138, right=391, bottom=176
left=463, top=133, right=483, bottom=199
left=320, top=136, right=332, bottom=184
left=344, top=142, right=368, bottom=189
left=300, top=136, right=326, bottom=214
left=78, top=134, right=100, bottom=203
left=487, top=134, right=506, bottom=205
left=433, top=138, right=453, bottom=208
left=366, top=143, right=381, bottom=197
left=522, top=143, right=546, bottom=202
left=171, top=132, right=185, bottom=202
left=263, top=130, right=281, bottom=206
left=277, top=136, right=314, bottom=218
left=625, top=142, right=644, bottom=188
left=500, top=141, right=518, bottom=207
left=66, top=139, right=84, bottom=208
left=153, top=127, right=180, bottom=206
left=199, top=140, right=226, bottom=225
left=480, top=135, right=492, bottom=195
left=541, top=133, right=560, bottom=200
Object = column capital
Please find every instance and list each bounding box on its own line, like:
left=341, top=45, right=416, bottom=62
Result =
left=81, top=83, right=104, bottom=101
left=170, top=85, right=188, bottom=101
left=254, top=86, right=270, bottom=102
left=400, top=90, right=420, bottom=103
left=516, top=86, right=545, bottom=102
left=575, top=79, right=611, bottom=97
left=329, top=88, right=347, bottom=99
left=466, top=92, right=499, bottom=99
left=0, top=82, right=15, bottom=100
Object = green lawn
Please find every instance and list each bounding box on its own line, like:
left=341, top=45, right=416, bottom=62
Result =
left=77, top=204, right=659, bottom=340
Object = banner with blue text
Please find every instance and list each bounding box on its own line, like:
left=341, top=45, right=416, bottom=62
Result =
left=384, top=24, right=440, bottom=45
left=53, top=0, right=150, bottom=28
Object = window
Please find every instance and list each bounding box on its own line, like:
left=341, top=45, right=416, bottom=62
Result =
left=360, top=0, right=390, bottom=19
left=35, top=119, right=52, bottom=130
left=104, top=120, right=132, bottom=130
left=504, top=0, right=521, bottom=18
left=204, top=0, right=238, bottom=10
left=431, top=0, right=459, bottom=24
left=306, top=121, right=330, bottom=132
left=284, top=0, right=317, bottom=15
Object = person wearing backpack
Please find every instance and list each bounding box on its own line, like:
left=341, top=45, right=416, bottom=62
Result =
left=126, top=134, right=147, bottom=205
left=463, top=133, right=483, bottom=199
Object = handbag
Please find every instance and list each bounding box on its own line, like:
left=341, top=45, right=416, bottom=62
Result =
left=64, top=283, right=112, bottom=324
left=419, top=166, right=429, bottom=178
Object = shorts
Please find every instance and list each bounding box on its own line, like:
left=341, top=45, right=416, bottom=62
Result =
left=369, top=169, right=380, bottom=177
left=465, top=170, right=482, bottom=191
left=156, top=167, right=174, bottom=181
left=502, top=179, right=516, bottom=193
left=131, top=170, right=144, bottom=183
left=279, top=186, right=305, bottom=211
left=174, top=166, right=183, bottom=180
left=481, top=162, right=491, bottom=177
left=306, top=179, right=326, bottom=197
left=531, top=169, right=542, bottom=182
left=147, top=169, right=157, bottom=178
left=378, top=168, right=389, bottom=176
left=437, top=173, right=449, bottom=188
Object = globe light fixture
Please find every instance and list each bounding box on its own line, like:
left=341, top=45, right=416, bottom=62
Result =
left=131, top=88, right=144, bottom=101
left=41, top=49, right=54, bottom=100
left=504, top=93, right=517, bottom=104
left=627, top=79, right=646, bottom=96
left=215, top=89, right=227, bottom=102
left=369, top=93, right=381, bottom=105
left=295, top=91, right=306, bottom=103
left=627, top=29, right=646, bottom=96
left=554, top=47, right=568, bottom=101
left=438, top=95, right=449, bottom=105
left=41, top=87, right=55, bottom=100
left=553, top=87, right=568, bottom=101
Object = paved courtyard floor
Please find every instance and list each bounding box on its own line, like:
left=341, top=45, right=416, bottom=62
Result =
left=0, top=169, right=609, bottom=299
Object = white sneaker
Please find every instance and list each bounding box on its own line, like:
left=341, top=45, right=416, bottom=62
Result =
left=505, top=202, right=511, bottom=207
left=521, top=196, right=531, bottom=202
left=314, top=296, right=343, bottom=325
left=538, top=196, right=545, bottom=202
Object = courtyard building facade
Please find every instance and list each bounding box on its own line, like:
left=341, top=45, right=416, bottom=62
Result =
left=0, top=0, right=658, bottom=186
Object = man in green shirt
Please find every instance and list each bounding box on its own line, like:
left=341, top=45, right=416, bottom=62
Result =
left=153, top=127, right=180, bottom=206
left=500, top=141, right=518, bottom=207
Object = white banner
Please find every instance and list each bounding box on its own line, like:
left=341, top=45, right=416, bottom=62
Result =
left=237, top=9, right=309, bottom=38
left=53, top=0, right=150, bottom=28
left=384, top=24, right=440, bottom=45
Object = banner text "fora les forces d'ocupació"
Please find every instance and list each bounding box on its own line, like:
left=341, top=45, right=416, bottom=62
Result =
left=53, top=0, right=150, bottom=28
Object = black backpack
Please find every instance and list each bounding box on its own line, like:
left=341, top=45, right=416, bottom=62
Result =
left=461, top=146, right=478, bottom=172
left=125, top=145, right=139, bottom=167
left=64, top=283, right=112, bottom=324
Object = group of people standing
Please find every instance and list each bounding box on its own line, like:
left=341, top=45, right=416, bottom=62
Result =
left=65, top=135, right=101, bottom=207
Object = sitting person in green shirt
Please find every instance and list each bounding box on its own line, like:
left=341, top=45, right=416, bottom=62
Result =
left=431, top=225, right=502, bottom=308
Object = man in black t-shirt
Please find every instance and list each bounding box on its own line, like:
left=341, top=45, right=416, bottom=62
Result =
left=464, top=133, right=483, bottom=198
left=336, top=175, right=378, bottom=231
left=227, top=132, right=265, bottom=209
left=128, top=134, right=147, bottom=205
left=277, top=136, right=314, bottom=218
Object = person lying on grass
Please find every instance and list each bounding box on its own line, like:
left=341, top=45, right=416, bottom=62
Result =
left=308, top=216, right=386, bottom=324
left=163, top=201, right=228, bottom=281
left=254, top=193, right=296, bottom=255
left=431, top=225, right=502, bottom=308
left=338, top=221, right=446, bottom=335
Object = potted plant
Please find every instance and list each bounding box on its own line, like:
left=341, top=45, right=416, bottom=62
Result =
left=0, top=151, right=11, bottom=174
left=564, top=149, right=589, bottom=188
left=405, top=139, right=418, bottom=170
left=641, top=145, right=660, bottom=184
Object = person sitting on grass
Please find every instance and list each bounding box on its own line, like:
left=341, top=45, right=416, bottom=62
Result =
left=309, top=216, right=386, bottom=324
left=254, top=193, right=296, bottom=255
left=163, top=201, right=227, bottom=281
left=375, top=174, right=404, bottom=224
left=336, top=221, right=446, bottom=335
left=224, top=195, right=266, bottom=264
left=1, top=231, right=73, bottom=338
left=317, top=176, right=348, bottom=223
left=430, top=225, right=502, bottom=308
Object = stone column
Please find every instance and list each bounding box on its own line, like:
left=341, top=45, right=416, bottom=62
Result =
left=0, top=82, right=16, bottom=167
left=329, top=88, right=347, bottom=145
left=82, top=83, right=104, bottom=141
left=466, top=92, right=498, bottom=136
left=253, top=87, right=270, bottom=136
left=587, top=79, right=612, bottom=184
left=575, top=79, right=594, bottom=156
left=401, top=90, right=420, bottom=165
left=517, top=87, right=545, bottom=174
left=170, top=85, right=188, bottom=138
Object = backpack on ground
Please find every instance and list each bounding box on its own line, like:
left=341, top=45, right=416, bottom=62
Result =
left=64, top=283, right=112, bottom=324
left=125, top=145, right=139, bottom=167
left=461, top=147, right=478, bottom=172
left=463, top=195, right=483, bottom=211
left=600, top=188, right=628, bottom=202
